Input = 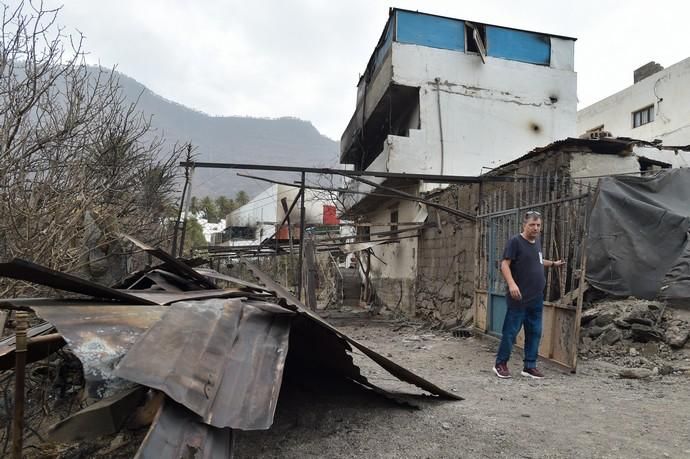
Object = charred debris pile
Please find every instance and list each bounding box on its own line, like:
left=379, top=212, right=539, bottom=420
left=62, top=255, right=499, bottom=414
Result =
left=0, top=235, right=459, bottom=457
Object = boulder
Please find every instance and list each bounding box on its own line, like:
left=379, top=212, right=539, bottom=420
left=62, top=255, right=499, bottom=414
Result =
left=600, top=328, right=622, bottom=346
left=580, top=308, right=600, bottom=325
left=594, top=313, right=616, bottom=327
left=630, top=324, right=663, bottom=342
left=627, top=317, right=654, bottom=327
left=619, top=368, right=653, bottom=379
left=586, top=325, right=607, bottom=338
left=665, top=325, right=690, bottom=348
left=614, top=319, right=632, bottom=329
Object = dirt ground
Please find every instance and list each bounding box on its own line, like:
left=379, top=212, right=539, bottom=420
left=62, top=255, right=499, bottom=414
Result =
left=236, top=316, right=690, bottom=459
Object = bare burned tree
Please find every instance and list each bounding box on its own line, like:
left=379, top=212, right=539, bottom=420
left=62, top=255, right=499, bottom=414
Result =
left=0, top=2, right=182, bottom=295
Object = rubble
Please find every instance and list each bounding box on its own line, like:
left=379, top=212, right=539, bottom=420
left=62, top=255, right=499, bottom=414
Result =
left=579, top=297, right=690, bottom=374
left=0, top=237, right=460, bottom=457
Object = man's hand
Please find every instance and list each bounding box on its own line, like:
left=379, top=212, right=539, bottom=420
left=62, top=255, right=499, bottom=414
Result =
left=508, top=282, right=522, bottom=300
left=552, top=260, right=565, bottom=267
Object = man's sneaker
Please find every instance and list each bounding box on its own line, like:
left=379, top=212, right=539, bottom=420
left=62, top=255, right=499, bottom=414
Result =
left=521, top=367, right=545, bottom=379
left=493, top=362, right=511, bottom=379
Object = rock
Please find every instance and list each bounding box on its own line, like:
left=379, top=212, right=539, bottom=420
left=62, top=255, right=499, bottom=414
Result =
left=659, top=365, right=674, bottom=376
left=627, top=317, right=654, bottom=326
left=586, top=325, right=607, bottom=338
left=629, top=348, right=639, bottom=357
left=580, top=336, right=593, bottom=354
left=441, top=422, right=451, bottom=430
left=641, top=342, right=659, bottom=357
left=442, top=318, right=460, bottom=330
left=594, top=313, right=616, bottom=327
left=630, top=324, right=663, bottom=342
left=614, top=319, right=631, bottom=329
left=580, top=308, right=600, bottom=325
left=664, top=326, right=689, bottom=348
left=600, top=328, right=622, bottom=346
left=619, top=368, right=653, bottom=379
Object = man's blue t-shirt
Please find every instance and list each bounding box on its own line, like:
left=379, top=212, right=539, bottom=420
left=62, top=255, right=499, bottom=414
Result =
left=502, top=234, right=546, bottom=307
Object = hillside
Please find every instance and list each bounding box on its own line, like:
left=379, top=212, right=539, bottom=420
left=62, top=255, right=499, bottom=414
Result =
left=115, top=71, right=340, bottom=198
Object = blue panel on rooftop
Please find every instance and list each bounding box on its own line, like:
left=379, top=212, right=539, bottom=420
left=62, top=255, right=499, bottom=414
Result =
left=396, top=11, right=464, bottom=51
left=486, top=27, right=550, bottom=65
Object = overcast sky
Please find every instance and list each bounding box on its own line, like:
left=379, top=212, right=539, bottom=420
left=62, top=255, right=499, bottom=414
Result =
left=48, top=0, right=690, bottom=140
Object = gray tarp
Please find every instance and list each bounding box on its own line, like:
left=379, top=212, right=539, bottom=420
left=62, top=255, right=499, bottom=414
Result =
left=586, top=168, right=690, bottom=299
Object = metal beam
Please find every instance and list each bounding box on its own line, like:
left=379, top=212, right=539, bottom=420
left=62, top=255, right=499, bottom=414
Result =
left=179, top=161, right=522, bottom=183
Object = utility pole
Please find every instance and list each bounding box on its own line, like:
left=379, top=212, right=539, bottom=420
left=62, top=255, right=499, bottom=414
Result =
left=296, top=172, right=306, bottom=300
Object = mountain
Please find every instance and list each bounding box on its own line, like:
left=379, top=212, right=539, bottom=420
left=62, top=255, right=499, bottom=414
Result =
left=115, top=71, right=340, bottom=199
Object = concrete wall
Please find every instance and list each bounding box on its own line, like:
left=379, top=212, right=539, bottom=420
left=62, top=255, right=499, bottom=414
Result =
left=577, top=57, right=690, bottom=145
left=345, top=40, right=577, bottom=209
left=415, top=184, right=478, bottom=322
left=390, top=40, right=577, bottom=176
left=228, top=185, right=329, bottom=229
left=364, top=193, right=422, bottom=316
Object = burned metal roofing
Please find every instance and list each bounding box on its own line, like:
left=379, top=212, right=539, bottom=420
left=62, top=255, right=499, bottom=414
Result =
left=115, top=298, right=293, bottom=430
left=0, top=235, right=461, bottom=456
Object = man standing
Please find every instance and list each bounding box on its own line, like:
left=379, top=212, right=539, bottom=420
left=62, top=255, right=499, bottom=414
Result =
left=493, top=211, right=564, bottom=379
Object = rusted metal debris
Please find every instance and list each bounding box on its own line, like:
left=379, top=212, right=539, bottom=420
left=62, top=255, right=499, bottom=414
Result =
left=115, top=298, right=293, bottom=430
left=0, top=258, right=158, bottom=304
left=136, top=398, right=234, bottom=459
left=28, top=303, right=168, bottom=399
left=0, top=235, right=460, bottom=456
left=0, top=322, right=60, bottom=371
left=48, top=386, right=148, bottom=442
left=242, top=261, right=462, bottom=400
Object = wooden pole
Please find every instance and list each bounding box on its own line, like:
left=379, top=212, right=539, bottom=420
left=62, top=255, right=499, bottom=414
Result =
left=297, top=172, right=306, bottom=300
left=304, top=237, right=318, bottom=310
left=12, top=311, right=28, bottom=459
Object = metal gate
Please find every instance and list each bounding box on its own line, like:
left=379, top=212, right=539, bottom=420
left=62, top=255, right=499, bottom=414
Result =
left=475, top=174, right=592, bottom=371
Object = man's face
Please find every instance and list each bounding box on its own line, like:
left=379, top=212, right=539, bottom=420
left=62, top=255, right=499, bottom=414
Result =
left=523, top=217, right=542, bottom=239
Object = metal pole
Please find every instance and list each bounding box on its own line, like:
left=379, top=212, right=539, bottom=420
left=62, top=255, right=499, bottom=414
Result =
left=12, top=312, right=28, bottom=459
left=172, top=144, right=193, bottom=255
left=297, top=172, right=306, bottom=300
left=178, top=165, right=196, bottom=257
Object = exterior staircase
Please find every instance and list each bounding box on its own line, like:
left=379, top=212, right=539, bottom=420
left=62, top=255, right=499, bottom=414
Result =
left=340, top=268, right=361, bottom=307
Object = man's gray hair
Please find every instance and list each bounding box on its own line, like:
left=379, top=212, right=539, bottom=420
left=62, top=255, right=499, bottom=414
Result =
left=523, top=210, right=542, bottom=222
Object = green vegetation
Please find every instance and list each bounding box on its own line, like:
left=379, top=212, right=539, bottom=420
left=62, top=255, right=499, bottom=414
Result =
left=190, top=191, right=251, bottom=222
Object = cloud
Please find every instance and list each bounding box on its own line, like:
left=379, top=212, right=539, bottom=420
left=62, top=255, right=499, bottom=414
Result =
left=53, top=0, right=690, bottom=140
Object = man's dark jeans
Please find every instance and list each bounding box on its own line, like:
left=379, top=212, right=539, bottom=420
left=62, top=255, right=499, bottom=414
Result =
left=495, top=295, right=543, bottom=369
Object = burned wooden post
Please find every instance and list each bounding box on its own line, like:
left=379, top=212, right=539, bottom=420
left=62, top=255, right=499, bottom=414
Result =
left=297, top=172, right=306, bottom=300
left=12, top=311, right=28, bottom=459
left=172, top=143, right=193, bottom=256
left=304, top=237, right=318, bottom=310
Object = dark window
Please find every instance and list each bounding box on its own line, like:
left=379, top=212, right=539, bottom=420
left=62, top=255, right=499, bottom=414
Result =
left=357, top=226, right=370, bottom=242
left=390, top=209, right=399, bottom=233
left=632, top=105, right=655, bottom=128
left=465, top=22, right=486, bottom=55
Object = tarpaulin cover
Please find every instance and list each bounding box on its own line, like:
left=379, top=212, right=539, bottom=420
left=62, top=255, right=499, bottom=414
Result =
left=586, top=168, right=690, bottom=299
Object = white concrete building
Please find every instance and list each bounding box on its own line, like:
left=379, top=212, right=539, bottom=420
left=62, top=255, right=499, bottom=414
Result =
left=220, top=184, right=339, bottom=246
left=338, top=9, right=577, bottom=313
left=578, top=58, right=690, bottom=147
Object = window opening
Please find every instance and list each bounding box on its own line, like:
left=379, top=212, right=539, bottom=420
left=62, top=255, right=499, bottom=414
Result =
left=390, top=209, right=399, bottom=233
left=632, top=105, right=655, bottom=128
left=465, top=22, right=487, bottom=63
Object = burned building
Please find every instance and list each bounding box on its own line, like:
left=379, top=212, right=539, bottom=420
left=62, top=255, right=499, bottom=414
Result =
left=339, top=8, right=577, bottom=314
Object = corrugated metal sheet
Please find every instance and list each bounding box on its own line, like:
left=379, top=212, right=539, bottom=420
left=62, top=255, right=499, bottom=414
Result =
left=115, top=298, right=293, bottom=430
left=242, top=261, right=462, bottom=400
left=118, top=234, right=217, bottom=289
left=136, top=398, right=234, bottom=459
left=0, top=321, right=61, bottom=370
left=125, top=288, right=250, bottom=305
left=30, top=304, right=168, bottom=399
left=0, top=259, right=156, bottom=304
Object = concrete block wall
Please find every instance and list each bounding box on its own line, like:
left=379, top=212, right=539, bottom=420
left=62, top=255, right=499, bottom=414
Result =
left=415, top=183, right=478, bottom=322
